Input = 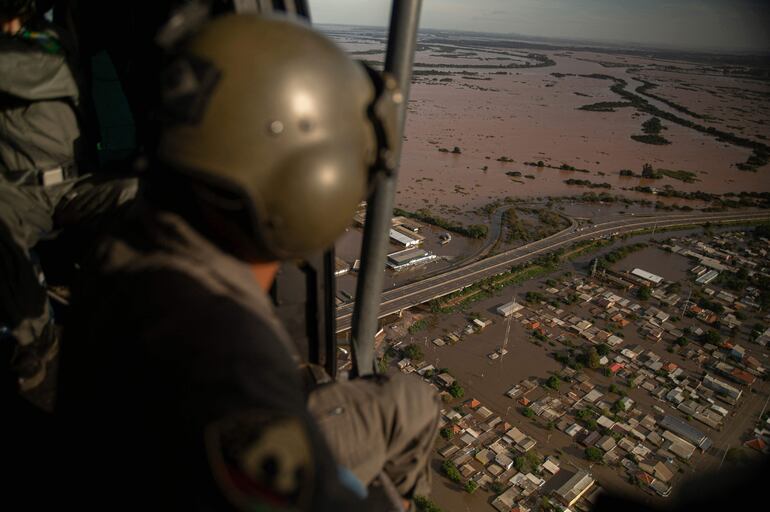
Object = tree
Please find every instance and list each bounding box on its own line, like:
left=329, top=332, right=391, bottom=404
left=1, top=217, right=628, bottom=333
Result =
left=526, top=291, right=545, bottom=303
left=642, top=117, right=663, bottom=135
left=489, top=481, right=506, bottom=495
left=637, top=286, right=651, bottom=300
left=403, top=344, right=424, bottom=361
left=525, top=451, right=543, bottom=469
left=464, top=480, right=478, bottom=494
left=704, top=330, right=722, bottom=345
left=522, top=407, right=535, bottom=418
left=440, top=427, right=453, bottom=440
left=414, top=496, right=444, bottom=512
left=586, top=347, right=601, bottom=369
left=641, top=163, right=655, bottom=178
left=451, top=146, right=462, bottom=154
left=597, top=343, right=610, bottom=356
left=448, top=382, right=464, bottom=399
left=377, top=354, right=390, bottom=373
left=441, top=460, right=462, bottom=483
left=408, top=319, right=429, bottom=334
left=675, top=336, right=689, bottom=347
left=585, top=447, right=603, bottom=462
left=546, top=375, right=561, bottom=390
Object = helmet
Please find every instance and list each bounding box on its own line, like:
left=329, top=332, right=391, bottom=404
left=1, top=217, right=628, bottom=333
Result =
left=158, top=13, right=382, bottom=261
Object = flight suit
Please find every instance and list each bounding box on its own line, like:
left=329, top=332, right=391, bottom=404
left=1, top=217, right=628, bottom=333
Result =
left=55, top=205, right=440, bottom=509
left=0, top=24, right=136, bottom=388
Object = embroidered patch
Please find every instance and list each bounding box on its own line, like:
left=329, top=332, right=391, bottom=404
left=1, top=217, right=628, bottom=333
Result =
left=205, top=411, right=315, bottom=511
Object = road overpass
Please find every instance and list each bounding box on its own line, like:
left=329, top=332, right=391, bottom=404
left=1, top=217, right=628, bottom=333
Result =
left=335, top=210, right=770, bottom=333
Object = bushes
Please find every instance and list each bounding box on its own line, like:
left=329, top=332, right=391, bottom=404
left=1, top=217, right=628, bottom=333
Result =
left=546, top=375, right=561, bottom=391
left=564, top=178, right=612, bottom=189
left=414, top=496, right=444, bottom=512
left=449, top=382, right=464, bottom=399
left=441, top=460, right=462, bottom=483
left=408, top=319, right=429, bottom=334
left=632, top=134, right=671, bottom=145
left=403, top=344, right=424, bottom=362
left=393, top=207, right=487, bottom=239
left=489, top=481, right=506, bottom=495
left=526, top=291, right=546, bottom=303
left=585, top=447, right=603, bottom=462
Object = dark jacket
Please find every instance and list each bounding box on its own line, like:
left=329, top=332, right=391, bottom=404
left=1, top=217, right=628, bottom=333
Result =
left=56, top=206, right=359, bottom=510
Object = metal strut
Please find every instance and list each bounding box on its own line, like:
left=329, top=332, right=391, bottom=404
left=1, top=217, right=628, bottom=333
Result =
left=350, top=0, right=422, bottom=378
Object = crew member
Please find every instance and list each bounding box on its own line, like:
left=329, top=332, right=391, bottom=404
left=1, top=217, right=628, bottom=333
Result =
left=56, top=13, right=439, bottom=510
left=0, top=0, right=136, bottom=392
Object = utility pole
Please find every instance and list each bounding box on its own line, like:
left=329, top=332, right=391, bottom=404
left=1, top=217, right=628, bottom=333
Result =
left=681, top=288, right=692, bottom=318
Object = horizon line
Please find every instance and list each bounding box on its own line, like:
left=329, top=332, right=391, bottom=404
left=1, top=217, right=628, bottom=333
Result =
left=315, top=22, right=770, bottom=57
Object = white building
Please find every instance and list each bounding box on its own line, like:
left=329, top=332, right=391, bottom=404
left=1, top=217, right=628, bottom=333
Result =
left=389, top=228, right=421, bottom=248
left=497, top=301, right=524, bottom=317
left=631, top=268, right=664, bottom=285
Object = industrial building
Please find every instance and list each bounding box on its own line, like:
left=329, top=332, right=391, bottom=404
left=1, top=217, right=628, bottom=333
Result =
left=389, top=228, right=422, bottom=248
left=386, top=248, right=437, bottom=271
left=631, top=268, right=664, bottom=285
left=695, top=269, right=719, bottom=285
left=497, top=300, right=525, bottom=317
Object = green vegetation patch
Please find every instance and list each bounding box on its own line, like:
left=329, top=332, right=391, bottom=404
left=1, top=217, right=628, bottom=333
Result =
left=631, top=134, right=671, bottom=145
left=578, top=101, right=633, bottom=112
left=564, top=178, right=612, bottom=189
left=595, top=243, right=648, bottom=270
left=415, top=496, right=444, bottom=512
left=394, top=207, right=488, bottom=239
left=441, top=460, right=462, bottom=483
left=658, top=168, right=698, bottom=183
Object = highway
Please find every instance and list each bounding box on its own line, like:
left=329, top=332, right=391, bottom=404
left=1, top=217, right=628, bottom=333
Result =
left=336, top=210, right=770, bottom=333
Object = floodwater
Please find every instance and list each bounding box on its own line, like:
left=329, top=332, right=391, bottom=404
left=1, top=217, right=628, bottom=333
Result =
left=611, top=246, right=693, bottom=283
left=326, top=29, right=769, bottom=225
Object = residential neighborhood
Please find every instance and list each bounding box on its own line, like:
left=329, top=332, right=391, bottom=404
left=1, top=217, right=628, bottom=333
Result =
left=377, top=228, right=769, bottom=511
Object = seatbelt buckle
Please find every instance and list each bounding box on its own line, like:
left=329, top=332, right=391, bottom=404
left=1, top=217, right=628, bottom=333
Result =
left=41, top=167, right=64, bottom=186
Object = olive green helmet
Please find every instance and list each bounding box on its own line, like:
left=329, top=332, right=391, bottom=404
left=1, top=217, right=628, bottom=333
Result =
left=158, top=14, right=384, bottom=261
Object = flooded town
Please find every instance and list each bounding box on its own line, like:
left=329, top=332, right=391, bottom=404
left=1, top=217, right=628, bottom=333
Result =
left=322, top=20, right=770, bottom=512
left=367, top=227, right=769, bottom=511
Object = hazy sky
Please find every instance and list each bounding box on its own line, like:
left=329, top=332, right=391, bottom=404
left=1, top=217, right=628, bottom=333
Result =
left=308, top=0, right=770, bottom=52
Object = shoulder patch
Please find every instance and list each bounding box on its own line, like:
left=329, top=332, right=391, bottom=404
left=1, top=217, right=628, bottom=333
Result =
left=205, top=411, right=315, bottom=511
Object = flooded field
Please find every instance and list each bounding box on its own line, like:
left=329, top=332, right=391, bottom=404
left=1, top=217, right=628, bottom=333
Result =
left=611, top=246, right=693, bottom=283
left=324, top=26, right=770, bottom=225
